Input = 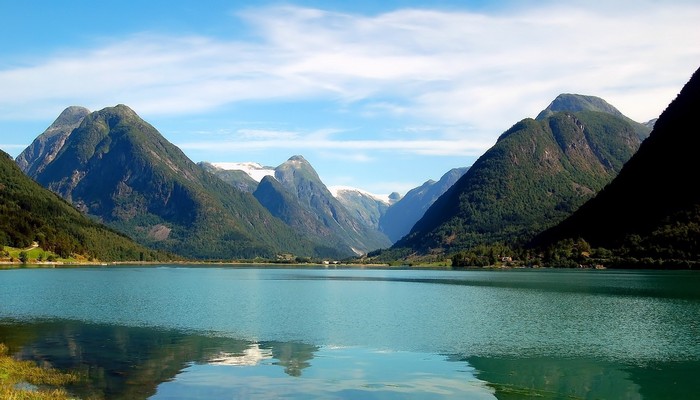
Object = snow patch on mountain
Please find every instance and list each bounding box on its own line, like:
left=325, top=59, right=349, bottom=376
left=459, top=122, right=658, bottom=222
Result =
left=212, top=162, right=275, bottom=182
left=329, top=185, right=393, bottom=204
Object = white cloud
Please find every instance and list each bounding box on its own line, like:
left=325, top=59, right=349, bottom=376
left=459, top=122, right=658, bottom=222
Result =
left=0, top=144, right=26, bottom=152
left=236, top=129, right=300, bottom=140
left=178, top=136, right=493, bottom=157
left=1, top=1, right=698, bottom=137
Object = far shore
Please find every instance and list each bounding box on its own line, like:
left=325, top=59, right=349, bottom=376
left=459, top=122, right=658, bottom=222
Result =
left=0, top=260, right=404, bottom=269
left=0, top=260, right=576, bottom=271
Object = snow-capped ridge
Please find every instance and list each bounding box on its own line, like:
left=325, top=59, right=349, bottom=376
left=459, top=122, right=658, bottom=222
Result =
left=212, top=162, right=275, bottom=182
left=328, top=185, right=394, bottom=204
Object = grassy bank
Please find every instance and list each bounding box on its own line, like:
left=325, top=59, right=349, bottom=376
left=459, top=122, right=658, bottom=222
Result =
left=0, top=343, right=80, bottom=400
left=0, top=244, right=76, bottom=265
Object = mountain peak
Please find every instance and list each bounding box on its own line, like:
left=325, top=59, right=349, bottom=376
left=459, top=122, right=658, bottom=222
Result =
left=113, top=103, right=137, bottom=113
left=276, top=155, right=320, bottom=182
left=94, top=104, right=140, bottom=121
left=16, top=105, right=91, bottom=175
left=53, top=106, right=91, bottom=127
left=536, top=94, right=624, bottom=120
left=535, top=93, right=651, bottom=139
left=285, top=155, right=312, bottom=167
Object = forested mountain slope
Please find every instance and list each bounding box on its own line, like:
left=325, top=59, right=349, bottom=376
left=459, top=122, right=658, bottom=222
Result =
left=0, top=150, right=163, bottom=261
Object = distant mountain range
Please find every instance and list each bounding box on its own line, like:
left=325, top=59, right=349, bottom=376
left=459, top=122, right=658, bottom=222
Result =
left=533, top=66, right=700, bottom=263
left=392, top=94, right=650, bottom=255
left=207, top=156, right=392, bottom=256
left=207, top=161, right=465, bottom=245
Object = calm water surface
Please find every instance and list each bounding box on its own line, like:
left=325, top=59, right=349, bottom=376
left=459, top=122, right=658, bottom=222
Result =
left=0, top=266, right=698, bottom=399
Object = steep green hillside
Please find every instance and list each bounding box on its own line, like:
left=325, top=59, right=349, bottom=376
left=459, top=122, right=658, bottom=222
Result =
left=394, top=110, right=642, bottom=255
left=0, top=150, right=163, bottom=262
left=30, top=105, right=319, bottom=259
left=534, top=66, right=700, bottom=264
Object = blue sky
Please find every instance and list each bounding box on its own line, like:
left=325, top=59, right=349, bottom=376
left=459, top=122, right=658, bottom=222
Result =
left=1, top=1, right=699, bottom=195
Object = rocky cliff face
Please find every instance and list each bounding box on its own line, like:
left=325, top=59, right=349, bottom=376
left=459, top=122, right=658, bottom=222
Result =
left=16, top=106, right=90, bottom=176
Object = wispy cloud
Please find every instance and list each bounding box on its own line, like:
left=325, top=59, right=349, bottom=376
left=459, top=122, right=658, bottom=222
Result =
left=178, top=136, right=493, bottom=157
left=0, top=144, right=26, bottom=152
left=1, top=1, right=699, bottom=141
left=236, top=129, right=300, bottom=141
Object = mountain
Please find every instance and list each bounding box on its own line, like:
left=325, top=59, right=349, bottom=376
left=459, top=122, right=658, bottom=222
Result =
left=26, top=105, right=320, bottom=259
left=271, top=155, right=392, bottom=254
left=533, top=66, right=700, bottom=262
left=253, top=176, right=347, bottom=257
left=330, top=187, right=397, bottom=230
left=15, top=106, right=90, bottom=176
left=379, top=167, right=468, bottom=243
left=0, top=149, right=163, bottom=261
left=536, top=94, right=651, bottom=139
left=644, top=118, right=658, bottom=130
left=394, top=97, right=645, bottom=255
left=209, top=156, right=393, bottom=255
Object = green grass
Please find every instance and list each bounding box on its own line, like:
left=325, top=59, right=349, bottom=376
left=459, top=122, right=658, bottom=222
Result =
left=0, top=245, right=76, bottom=264
left=0, top=343, right=80, bottom=399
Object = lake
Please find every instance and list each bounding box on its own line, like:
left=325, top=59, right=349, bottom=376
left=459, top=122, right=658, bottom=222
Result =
left=0, top=266, right=698, bottom=399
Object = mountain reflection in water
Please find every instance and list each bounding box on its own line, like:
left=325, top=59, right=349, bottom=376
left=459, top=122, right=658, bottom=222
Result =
left=3, top=318, right=696, bottom=399
left=1, top=267, right=699, bottom=399
left=0, top=319, right=320, bottom=399
left=0, top=319, right=492, bottom=399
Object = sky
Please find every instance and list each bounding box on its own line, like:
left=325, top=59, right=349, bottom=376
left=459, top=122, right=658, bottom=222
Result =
left=1, top=1, right=699, bottom=196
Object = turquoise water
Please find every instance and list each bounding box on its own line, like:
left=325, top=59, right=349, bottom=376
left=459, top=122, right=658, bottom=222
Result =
left=0, top=267, right=698, bottom=398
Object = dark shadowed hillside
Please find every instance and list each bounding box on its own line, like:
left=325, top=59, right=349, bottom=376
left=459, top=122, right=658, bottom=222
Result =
left=533, top=66, right=700, bottom=263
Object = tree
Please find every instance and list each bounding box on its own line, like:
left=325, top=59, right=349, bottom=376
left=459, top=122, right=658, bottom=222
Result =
left=18, top=251, right=28, bottom=264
